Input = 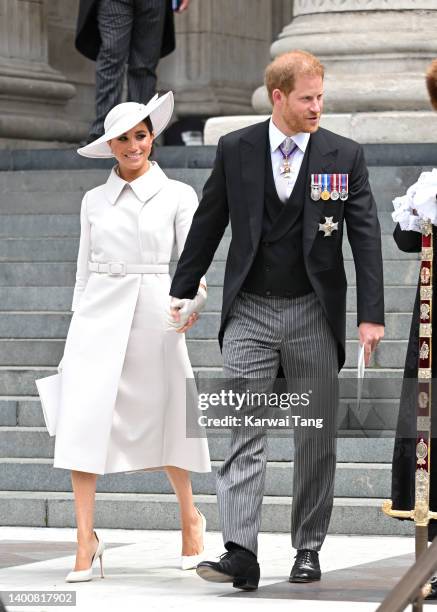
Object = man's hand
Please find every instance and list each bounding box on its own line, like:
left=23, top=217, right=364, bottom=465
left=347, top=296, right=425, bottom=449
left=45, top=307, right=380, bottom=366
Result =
left=168, top=287, right=207, bottom=333
left=358, top=322, right=384, bottom=366
left=176, top=0, right=190, bottom=12
left=170, top=310, right=199, bottom=333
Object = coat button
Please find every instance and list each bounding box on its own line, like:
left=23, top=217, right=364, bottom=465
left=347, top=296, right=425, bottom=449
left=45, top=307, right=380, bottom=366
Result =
left=265, top=266, right=271, bottom=272
left=266, top=290, right=271, bottom=296
left=263, top=241, right=270, bottom=247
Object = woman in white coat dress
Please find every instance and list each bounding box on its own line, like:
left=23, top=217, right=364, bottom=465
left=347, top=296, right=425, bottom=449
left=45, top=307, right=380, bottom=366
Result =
left=52, top=92, right=211, bottom=581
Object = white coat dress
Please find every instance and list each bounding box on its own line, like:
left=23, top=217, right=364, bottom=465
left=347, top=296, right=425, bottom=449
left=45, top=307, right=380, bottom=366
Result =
left=53, top=162, right=211, bottom=475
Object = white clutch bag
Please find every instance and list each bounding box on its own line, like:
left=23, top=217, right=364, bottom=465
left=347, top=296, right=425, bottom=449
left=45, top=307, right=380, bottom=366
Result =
left=35, top=373, right=61, bottom=437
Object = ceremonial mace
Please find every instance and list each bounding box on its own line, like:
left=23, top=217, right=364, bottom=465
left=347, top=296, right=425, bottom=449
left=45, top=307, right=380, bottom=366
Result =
left=380, top=58, right=437, bottom=612
left=382, top=218, right=437, bottom=608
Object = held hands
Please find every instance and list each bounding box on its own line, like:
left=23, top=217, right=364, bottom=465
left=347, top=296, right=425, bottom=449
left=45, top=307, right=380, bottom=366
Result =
left=168, top=286, right=207, bottom=333
left=358, top=322, right=385, bottom=366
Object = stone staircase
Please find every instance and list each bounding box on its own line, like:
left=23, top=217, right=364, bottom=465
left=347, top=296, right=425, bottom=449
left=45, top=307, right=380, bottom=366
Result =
left=0, top=145, right=434, bottom=535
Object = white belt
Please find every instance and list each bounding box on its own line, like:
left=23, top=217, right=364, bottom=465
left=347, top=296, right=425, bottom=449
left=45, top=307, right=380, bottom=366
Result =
left=89, top=262, right=169, bottom=276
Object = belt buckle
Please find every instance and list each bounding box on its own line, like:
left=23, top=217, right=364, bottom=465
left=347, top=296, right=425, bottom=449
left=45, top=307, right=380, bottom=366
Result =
left=108, top=261, right=126, bottom=276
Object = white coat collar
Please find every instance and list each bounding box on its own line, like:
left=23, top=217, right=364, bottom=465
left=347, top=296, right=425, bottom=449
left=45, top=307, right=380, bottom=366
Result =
left=269, top=117, right=310, bottom=154
left=104, top=161, right=169, bottom=205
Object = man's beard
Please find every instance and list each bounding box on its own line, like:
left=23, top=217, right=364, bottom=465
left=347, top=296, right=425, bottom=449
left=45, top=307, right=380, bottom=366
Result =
left=284, top=112, right=320, bottom=134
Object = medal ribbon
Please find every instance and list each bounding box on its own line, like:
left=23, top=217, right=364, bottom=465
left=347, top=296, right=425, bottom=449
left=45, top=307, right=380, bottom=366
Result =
left=342, top=173, right=349, bottom=193
left=278, top=142, right=298, bottom=164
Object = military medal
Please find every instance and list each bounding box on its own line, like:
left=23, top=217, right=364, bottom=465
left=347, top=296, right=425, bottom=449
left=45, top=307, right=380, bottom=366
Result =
left=331, top=174, right=340, bottom=200
left=279, top=140, right=298, bottom=177
left=340, top=174, right=349, bottom=201
left=311, top=174, right=321, bottom=201
left=318, top=216, right=338, bottom=237
left=321, top=174, right=330, bottom=201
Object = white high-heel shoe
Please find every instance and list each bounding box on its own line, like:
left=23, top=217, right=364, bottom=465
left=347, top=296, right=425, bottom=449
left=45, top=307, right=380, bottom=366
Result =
left=65, top=531, right=105, bottom=583
left=181, top=509, right=207, bottom=570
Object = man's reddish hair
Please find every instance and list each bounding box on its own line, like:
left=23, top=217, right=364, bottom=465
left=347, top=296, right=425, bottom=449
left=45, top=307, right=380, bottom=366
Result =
left=426, top=59, right=437, bottom=110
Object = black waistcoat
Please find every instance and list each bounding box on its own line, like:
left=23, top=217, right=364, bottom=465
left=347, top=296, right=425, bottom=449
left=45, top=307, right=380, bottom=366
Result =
left=242, top=138, right=313, bottom=297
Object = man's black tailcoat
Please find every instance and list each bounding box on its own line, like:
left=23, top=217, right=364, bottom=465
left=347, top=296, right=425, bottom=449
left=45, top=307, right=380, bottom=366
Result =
left=170, top=119, right=384, bottom=371
left=75, top=0, right=175, bottom=61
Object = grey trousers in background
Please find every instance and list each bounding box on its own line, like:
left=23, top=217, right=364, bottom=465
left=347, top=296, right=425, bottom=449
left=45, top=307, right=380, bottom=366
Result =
left=217, top=291, right=339, bottom=556
left=91, top=0, right=167, bottom=138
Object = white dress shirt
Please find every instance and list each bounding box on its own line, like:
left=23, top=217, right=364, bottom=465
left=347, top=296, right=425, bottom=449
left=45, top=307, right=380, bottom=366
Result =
left=269, top=118, right=310, bottom=203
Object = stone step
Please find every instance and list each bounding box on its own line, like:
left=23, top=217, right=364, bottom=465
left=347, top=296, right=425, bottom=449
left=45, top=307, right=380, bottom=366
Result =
left=1, top=144, right=435, bottom=173
left=0, top=259, right=421, bottom=287
left=0, top=169, right=211, bottom=213
left=0, top=287, right=74, bottom=311
left=0, top=215, right=79, bottom=238
left=0, top=366, right=406, bottom=396
left=0, top=145, right=217, bottom=173
left=0, top=165, right=424, bottom=213
left=0, top=238, right=79, bottom=262
left=0, top=490, right=413, bottom=535
left=0, top=427, right=395, bottom=462
left=0, top=285, right=417, bottom=314
left=0, top=211, right=400, bottom=243
left=0, top=234, right=419, bottom=263
left=190, top=339, right=407, bottom=369
left=0, top=312, right=414, bottom=341
left=0, top=396, right=401, bottom=430
left=0, top=458, right=393, bottom=498
left=0, top=338, right=408, bottom=368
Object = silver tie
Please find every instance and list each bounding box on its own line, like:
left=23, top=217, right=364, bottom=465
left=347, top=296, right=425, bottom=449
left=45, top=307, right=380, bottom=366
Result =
left=282, top=136, right=294, bottom=156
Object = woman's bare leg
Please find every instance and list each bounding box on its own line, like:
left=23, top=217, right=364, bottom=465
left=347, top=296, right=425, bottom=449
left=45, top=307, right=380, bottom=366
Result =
left=164, top=466, right=204, bottom=556
left=71, top=470, right=99, bottom=570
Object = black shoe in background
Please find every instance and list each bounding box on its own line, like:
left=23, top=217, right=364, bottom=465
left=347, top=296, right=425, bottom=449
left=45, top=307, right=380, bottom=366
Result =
left=289, top=549, right=321, bottom=583
left=426, top=576, right=437, bottom=599
left=196, top=548, right=260, bottom=591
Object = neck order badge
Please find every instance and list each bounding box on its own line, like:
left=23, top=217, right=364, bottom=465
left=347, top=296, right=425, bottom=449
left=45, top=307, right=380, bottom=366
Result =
left=278, top=140, right=298, bottom=177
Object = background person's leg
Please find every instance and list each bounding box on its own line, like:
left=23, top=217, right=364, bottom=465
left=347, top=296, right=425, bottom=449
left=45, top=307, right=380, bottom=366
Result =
left=90, top=0, right=134, bottom=139
left=128, top=0, right=167, bottom=103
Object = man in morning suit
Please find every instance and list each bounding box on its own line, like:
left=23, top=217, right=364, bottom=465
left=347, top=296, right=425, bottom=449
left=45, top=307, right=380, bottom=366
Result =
left=169, top=50, right=385, bottom=590
left=75, top=0, right=189, bottom=141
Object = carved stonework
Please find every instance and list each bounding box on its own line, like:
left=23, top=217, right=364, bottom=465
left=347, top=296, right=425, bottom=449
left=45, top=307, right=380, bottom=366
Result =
left=0, top=0, right=78, bottom=146
left=248, top=0, right=437, bottom=143
left=158, top=0, right=273, bottom=116
left=294, top=0, right=437, bottom=15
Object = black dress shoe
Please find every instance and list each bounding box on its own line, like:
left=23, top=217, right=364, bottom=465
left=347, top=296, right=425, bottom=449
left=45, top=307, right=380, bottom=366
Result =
left=289, top=549, right=321, bottom=583
left=426, top=576, right=437, bottom=599
left=196, top=549, right=260, bottom=591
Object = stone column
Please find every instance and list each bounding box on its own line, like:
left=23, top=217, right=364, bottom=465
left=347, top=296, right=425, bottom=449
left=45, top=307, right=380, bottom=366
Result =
left=157, top=0, right=273, bottom=116
left=251, top=0, right=437, bottom=143
left=0, top=0, right=78, bottom=147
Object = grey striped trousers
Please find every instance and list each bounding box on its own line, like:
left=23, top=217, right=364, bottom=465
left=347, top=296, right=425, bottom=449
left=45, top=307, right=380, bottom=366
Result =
left=218, top=291, right=339, bottom=555
left=90, top=0, right=167, bottom=138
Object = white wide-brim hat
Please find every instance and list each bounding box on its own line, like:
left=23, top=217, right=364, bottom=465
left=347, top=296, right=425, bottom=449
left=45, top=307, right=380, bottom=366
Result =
left=77, top=91, right=174, bottom=159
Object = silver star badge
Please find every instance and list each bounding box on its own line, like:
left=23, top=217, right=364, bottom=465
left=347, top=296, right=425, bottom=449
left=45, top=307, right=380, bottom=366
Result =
left=318, top=216, right=338, bottom=237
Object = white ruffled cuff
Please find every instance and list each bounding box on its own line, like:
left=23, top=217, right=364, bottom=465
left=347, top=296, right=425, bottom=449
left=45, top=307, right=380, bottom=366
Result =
left=392, top=169, right=437, bottom=233
left=395, top=212, right=422, bottom=232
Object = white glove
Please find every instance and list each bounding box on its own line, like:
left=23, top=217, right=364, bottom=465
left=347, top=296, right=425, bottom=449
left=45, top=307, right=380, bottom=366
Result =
left=168, top=286, right=207, bottom=328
